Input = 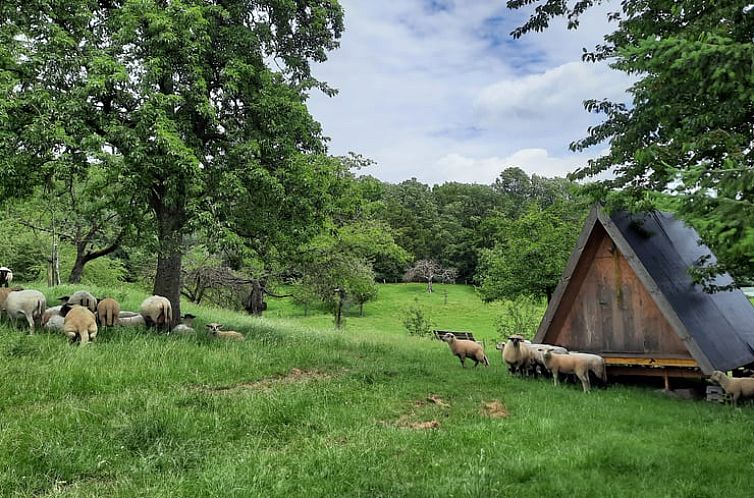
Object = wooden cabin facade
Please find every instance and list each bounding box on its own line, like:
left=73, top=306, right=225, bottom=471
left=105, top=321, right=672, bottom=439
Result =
left=535, top=207, right=754, bottom=386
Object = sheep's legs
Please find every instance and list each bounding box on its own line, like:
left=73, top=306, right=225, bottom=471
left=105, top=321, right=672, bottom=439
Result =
left=579, top=373, right=591, bottom=392
left=79, top=330, right=90, bottom=346
left=552, top=371, right=560, bottom=387
left=25, top=314, right=35, bottom=335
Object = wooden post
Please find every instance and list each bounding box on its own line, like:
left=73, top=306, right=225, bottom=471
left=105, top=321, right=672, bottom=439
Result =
left=663, top=369, right=671, bottom=391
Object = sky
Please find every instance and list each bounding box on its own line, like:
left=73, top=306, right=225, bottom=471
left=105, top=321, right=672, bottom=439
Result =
left=307, top=0, right=633, bottom=186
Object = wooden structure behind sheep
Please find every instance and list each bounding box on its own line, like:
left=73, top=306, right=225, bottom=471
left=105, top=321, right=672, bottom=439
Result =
left=535, top=206, right=754, bottom=389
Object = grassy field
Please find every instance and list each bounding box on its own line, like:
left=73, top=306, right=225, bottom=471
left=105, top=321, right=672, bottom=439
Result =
left=1, top=284, right=753, bottom=497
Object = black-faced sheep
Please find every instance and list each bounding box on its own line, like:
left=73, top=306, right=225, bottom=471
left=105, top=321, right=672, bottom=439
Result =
left=172, top=314, right=196, bottom=335
left=140, top=295, right=173, bottom=330
left=5, top=289, right=46, bottom=333
left=542, top=351, right=607, bottom=392
left=442, top=332, right=489, bottom=368
left=60, top=304, right=98, bottom=345
left=206, top=322, right=245, bottom=341
left=0, top=267, right=13, bottom=287
left=709, top=371, right=754, bottom=406
left=60, top=290, right=98, bottom=313
left=96, top=298, right=120, bottom=327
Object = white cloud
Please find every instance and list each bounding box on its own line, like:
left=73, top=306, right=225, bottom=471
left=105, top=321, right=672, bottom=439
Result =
left=307, top=0, right=629, bottom=185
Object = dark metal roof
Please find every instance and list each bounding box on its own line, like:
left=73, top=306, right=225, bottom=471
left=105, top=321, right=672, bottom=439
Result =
left=610, top=210, right=754, bottom=372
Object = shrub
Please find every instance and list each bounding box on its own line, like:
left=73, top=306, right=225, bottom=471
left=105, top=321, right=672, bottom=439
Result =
left=496, top=294, right=544, bottom=340
left=402, top=299, right=435, bottom=338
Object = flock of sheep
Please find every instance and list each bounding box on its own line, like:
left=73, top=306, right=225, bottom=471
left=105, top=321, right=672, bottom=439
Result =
left=442, top=332, right=754, bottom=403
left=0, top=287, right=246, bottom=343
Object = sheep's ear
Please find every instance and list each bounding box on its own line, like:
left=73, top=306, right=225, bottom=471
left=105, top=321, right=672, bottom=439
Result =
left=59, top=304, right=72, bottom=317
left=58, top=296, right=70, bottom=303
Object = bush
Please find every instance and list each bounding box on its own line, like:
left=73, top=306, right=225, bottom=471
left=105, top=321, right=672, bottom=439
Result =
left=496, top=295, right=544, bottom=340
left=402, top=299, right=435, bottom=338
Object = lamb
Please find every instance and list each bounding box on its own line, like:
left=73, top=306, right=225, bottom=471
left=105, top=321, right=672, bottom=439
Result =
left=502, top=335, right=536, bottom=375
left=140, top=295, right=173, bottom=330
left=542, top=351, right=607, bottom=392
left=5, top=289, right=46, bottom=333
left=709, top=370, right=754, bottom=406
left=41, top=305, right=63, bottom=327
left=118, top=312, right=145, bottom=327
left=206, top=322, right=245, bottom=341
left=442, top=332, right=489, bottom=368
left=0, top=266, right=13, bottom=287
left=60, top=304, right=98, bottom=345
left=96, top=298, right=120, bottom=327
left=61, top=290, right=98, bottom=313
left=172, top=314, right=196, bottom=335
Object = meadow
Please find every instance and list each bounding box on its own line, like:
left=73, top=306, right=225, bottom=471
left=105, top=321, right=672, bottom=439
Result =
left=1, top=283, right=753, bottom=497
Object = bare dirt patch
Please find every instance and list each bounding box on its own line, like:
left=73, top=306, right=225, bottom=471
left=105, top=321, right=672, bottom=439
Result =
left=193, top=368, right=336, bottom=394
left=481, top=400, right=509, bottom=419
left=394, top=414, right=441, bottom=430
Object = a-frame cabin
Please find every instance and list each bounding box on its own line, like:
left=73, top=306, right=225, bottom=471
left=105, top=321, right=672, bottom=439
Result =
left=535, top=206, right=754, bottom=385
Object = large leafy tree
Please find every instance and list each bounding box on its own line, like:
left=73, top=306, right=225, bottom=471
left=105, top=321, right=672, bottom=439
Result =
left=508, top=0, right=754, bottom=283
left=0, top=0, right=343, bottom=323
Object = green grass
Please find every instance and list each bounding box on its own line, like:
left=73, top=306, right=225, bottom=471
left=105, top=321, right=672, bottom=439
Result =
left=1, top=283, right=753, bottom=497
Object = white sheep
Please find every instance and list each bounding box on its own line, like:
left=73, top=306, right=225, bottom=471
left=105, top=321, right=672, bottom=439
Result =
left=61, top=290, right=98, bottom=313
left=41, top=305, right=63, bottom=328
left=118, top=313, right=146, bottom=327
left=0, top=267, right=13, bottom=287
left=96, top=298, right=120, bottom=327
left=502, top=335, right=535, bottom=375
left=140, top=295, right=173, bottom=330
left=529, top=344, right=569, bottom=376
left=60, top=304, right=98, bottom=345
left=206, top=322, right=245, bottom=341
left=709, top=371, right=754, bottom=406
left=442, top=332, right=489, bottom=368
left=542, top=351, right=607, bottom=392
left=43, top=314, right=65, bottom=332
left=172, top=314, right=196, bottom=335
left=0, top=287, right=23, bottom=314
left=5, top=289, right=46, bottom=333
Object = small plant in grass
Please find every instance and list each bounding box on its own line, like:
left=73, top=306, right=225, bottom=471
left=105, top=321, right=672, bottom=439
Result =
left=496, top=294, right=543, bottom=340
left=402, top=298, right=435, bottom=338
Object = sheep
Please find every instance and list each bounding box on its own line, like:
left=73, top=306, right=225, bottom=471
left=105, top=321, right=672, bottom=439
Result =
left=5, top=289, right=46, bottom=333
left=442, top=332, right=488, bottom=368
left=96, top=298, right=120, bottom=327
left=709, top=370, right=754, bottom=406
left=529, top=344, right=569, bottom=376
left=60, top=304, right=98, bottom=345
left=0, top=267, right=13, bottom=287
left=118, top=313, right=145, bottom=327
left=140, top=295, right=173, bottom=330
left=502, top=335, right=536, bottom=375
left=60, top=290, right=97, bottom=313
left=206, top=322, right=245, bottom=341
left=41, top=305, right=63, bottom=327
left=542, top=351, right=607, bottom=392
left=43, top=314, right=65, bottom=332
left=0, top=287, right=23, bottom=313
left=172, top=314, right=196, bottom=335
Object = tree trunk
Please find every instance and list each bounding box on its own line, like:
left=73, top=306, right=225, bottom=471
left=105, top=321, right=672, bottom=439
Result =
left=152, top=202, right=185, bottom=329
left=427, top=279, right=433, bottom=293
left=68, top=250, right=86, bottom=284
left=359, top=303, right=364, bottom=316
left=245, top=279, right=267, bottom=316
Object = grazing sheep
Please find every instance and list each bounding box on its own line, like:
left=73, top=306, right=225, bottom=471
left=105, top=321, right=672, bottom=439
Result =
left=206, top=322, right=245, bottom=341
left=118, top=313, right=146, bottom=327
left=502, top=335, right=536, bottom=375
left=542, top=351, right=607, bottom=392
left=60, top=304, right=98, bottom=345
left=5, top=289, right=46, bottom=333
left=0, top=267, right=13, bottom=287
left=709, top=371, right=754, bottom=406
left=41, top=305, right=63, bottom=327
left=96, top=298, right=120, bottom=327
left=172, top=314, right=196, bottom=335
left=60, top=291, right=98, bottom=313
left=442, top=332, right=489, bottom=368
left=0, top=287, right=23, bottom=313
left=43, top=314, right=65, bottom=332
left=140, top=295, right=173, bottom=330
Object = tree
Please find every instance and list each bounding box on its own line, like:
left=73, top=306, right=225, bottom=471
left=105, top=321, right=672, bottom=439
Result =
left=403, top=260, right=457, bottom=293
left=477, top=202, right=584, bottom=302
left=507, top=0, right=754, bottom=284
left=0, top=0, right=344, bottom=325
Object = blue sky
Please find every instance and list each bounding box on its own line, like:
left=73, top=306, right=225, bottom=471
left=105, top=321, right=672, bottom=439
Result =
left=307, top=0, right=631, bottom=185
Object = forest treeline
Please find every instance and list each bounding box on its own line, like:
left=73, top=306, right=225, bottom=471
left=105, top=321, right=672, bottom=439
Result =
left=0, top=163, right=587, bottom=315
